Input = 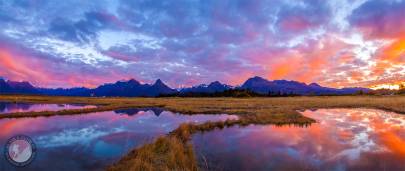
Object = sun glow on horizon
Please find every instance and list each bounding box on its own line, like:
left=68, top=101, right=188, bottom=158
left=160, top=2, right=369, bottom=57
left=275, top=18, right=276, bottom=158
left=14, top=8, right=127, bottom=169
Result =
left=370, top=82, right=405, bottom=90
left=0, top=0, right=404, bottom=88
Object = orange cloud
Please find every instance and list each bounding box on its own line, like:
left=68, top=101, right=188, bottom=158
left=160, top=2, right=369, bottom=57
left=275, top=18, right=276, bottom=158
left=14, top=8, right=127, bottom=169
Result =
left=381, top=37, right=405, bottom=63
left=268, top=56, right=303, bottom=80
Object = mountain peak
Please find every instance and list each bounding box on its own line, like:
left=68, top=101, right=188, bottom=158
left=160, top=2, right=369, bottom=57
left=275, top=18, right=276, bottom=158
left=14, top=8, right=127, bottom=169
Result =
left=245, top=76, right=269, bottom=83
left=128, top=79, right=140, bottom=85
left=0, top=77, right=9, bottom=88
left=152, top=79, right=172, bottom=89
left=150, top=79, right=176, bottom=96
left=251, top=76, right=267, bottom=81
left=309, top=83, right=321, bottom=87
left=242, top=76, right=270, bottom=88
left=7, top=80, right=35, bottom=88
left=154, top=79, right=164, bottom=85
left=209, top=81, right=222, bottom=86
left=1, top=80, right=37, bottom=94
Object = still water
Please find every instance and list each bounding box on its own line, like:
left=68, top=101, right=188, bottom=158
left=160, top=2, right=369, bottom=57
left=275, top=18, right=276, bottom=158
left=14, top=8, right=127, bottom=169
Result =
left=0, top=102, right=97, bottom=114
left=192, top=109, right=405, bottom=171
left=0, top=109, right=238, bottom=171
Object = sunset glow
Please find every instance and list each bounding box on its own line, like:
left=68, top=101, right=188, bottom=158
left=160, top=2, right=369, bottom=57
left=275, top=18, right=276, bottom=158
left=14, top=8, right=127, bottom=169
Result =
left=0, top=0, right=404, bottom=88
left=370, top=83, right=405, bottom=90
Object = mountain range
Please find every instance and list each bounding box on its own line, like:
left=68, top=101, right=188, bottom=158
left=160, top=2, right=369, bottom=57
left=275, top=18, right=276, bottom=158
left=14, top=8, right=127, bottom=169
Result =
left=240, top=76, right=369, bottom=95
left=0, top=78, right=39, bottom=94
left=180, top=81, right=232, bottom=94
left=0, top=76, right=370, bottom=97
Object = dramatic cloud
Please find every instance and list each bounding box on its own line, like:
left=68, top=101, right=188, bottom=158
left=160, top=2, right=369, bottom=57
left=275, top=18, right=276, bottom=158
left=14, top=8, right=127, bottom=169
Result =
left=0, top=0, right=403, bottom=88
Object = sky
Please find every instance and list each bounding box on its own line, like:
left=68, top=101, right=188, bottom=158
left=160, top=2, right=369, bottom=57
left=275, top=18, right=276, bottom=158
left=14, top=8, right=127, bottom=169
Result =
left=0, top=0, right=404, bottom=88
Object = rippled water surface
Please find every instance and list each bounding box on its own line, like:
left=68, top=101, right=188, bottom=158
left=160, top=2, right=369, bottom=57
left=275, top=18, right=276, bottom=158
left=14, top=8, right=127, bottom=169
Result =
left=0, top=109, right=238, bottom=171
left=192, top=109, right=405, bottom=171
left=0, top=102, right=97, bottom=114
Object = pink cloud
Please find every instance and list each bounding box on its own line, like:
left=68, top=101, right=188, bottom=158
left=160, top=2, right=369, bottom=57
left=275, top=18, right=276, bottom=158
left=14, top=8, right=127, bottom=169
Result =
left=280, top=16, right=314, bottom=32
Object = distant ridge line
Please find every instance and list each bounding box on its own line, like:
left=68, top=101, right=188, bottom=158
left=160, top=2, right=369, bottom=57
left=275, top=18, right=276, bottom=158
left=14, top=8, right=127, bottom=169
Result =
left=0, top=76, right=370, bottom=97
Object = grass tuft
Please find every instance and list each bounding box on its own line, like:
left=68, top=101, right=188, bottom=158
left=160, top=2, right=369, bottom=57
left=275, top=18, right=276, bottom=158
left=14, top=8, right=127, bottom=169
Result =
left=108, top=136, right=197, bottom=171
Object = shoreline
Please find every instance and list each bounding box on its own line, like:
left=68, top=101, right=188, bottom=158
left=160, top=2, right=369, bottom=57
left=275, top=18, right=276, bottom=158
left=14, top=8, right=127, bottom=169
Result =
left=1, top=95, right=405, bottom=170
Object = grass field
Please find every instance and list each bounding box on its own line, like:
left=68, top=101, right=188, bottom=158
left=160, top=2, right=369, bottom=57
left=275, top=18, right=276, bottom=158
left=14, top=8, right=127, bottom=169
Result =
left=1, top=95, right=405, bottom=170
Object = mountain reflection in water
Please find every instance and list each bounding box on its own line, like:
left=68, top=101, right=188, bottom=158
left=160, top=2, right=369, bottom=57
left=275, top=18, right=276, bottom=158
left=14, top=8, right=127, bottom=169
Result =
left=192, top=108, right=405, bottom=171
left=0, top=102, right=97, bottom=114
left=114, top=108, right=164, bottom=116
left=0, top=109, right=237, bottom=171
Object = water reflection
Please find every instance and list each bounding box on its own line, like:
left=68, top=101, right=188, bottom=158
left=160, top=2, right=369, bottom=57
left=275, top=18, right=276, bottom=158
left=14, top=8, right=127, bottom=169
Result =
left=0, top=102, right=97, bottom=114
left=192, top=109, right=405, bottom=171
left=0, top=109, right=238, bottom=171
left=114, top=108, right=164, bottom=116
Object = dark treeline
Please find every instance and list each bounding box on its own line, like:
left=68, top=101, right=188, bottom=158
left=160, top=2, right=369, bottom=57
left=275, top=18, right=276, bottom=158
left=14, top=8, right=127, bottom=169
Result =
left=369, top=88, right=405, bottom=95
left=160, top=89, right=302, bottom=97
left=159, top=88, right=405, bottom=98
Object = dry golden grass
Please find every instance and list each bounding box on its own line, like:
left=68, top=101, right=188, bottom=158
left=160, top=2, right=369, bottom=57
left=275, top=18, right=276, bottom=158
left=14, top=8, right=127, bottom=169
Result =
left=2, top=95, right=405, bottom=120
left=108, top=136, right=198, bottom=171
left=0, top=95, right=161, bottom=106
left=1, top=95, right=405, bottom=171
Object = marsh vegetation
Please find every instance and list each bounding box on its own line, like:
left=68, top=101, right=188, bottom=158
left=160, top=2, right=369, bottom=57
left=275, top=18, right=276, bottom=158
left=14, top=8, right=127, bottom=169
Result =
left=1, top=95, right=405, bottom=170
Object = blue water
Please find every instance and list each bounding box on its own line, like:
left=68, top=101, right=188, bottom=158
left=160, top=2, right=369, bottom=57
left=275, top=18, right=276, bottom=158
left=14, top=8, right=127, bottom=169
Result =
left=0, top=102, right=97, bottom=114
left=0, top=109, right=238, bottom=171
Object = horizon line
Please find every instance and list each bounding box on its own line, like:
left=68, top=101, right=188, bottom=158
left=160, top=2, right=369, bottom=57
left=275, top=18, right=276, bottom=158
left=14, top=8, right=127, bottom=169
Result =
left=2, top=76, right=378, bottom=90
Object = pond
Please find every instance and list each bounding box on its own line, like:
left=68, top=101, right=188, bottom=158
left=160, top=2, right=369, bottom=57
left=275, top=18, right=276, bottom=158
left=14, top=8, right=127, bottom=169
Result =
left=0, top=108, right=238, bottom=171
left=192, top=108, right=405, bottom=171
left=0, top=102, right=97, bottom=114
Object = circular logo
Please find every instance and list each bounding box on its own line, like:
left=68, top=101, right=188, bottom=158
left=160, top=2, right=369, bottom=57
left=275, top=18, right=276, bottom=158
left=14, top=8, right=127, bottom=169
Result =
left=4, top=135, right=36, bottom=167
